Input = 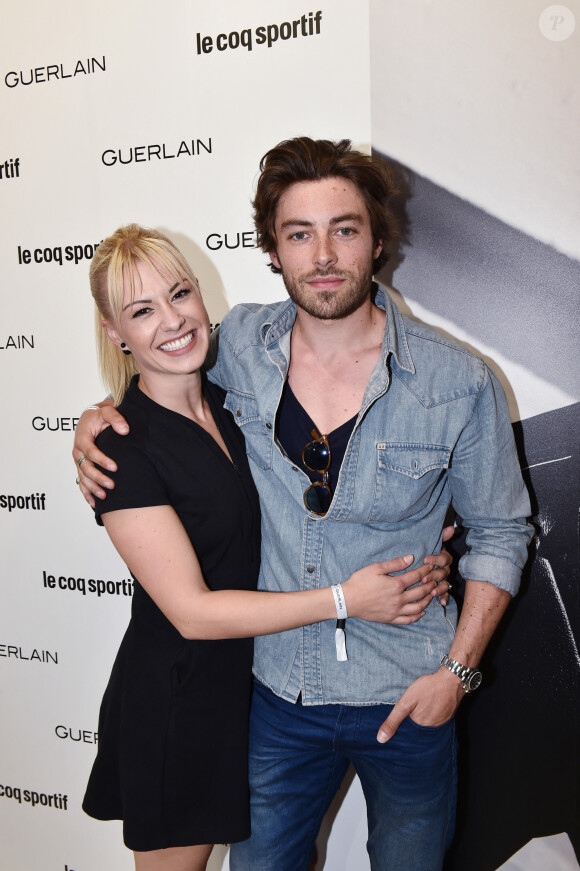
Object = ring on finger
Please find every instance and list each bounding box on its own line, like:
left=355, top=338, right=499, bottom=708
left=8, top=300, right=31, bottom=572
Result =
left=76, top=455, right=89, bottom=467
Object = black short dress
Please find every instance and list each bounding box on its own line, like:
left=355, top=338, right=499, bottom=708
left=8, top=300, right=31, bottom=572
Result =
left=82, top=375, right=261, bottom=851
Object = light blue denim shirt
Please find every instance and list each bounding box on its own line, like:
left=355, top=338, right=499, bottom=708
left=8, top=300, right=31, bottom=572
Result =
left=208, top=286, right=532, bottom=705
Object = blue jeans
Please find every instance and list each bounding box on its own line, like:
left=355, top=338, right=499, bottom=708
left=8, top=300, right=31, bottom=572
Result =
left=230, top=680, right=457, bottom=871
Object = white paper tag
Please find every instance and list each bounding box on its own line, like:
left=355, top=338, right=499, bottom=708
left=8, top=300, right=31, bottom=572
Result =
left=335, top=624, right=348, bottom=661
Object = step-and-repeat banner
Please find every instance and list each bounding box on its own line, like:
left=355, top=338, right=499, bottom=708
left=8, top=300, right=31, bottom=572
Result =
left=0, top=3, right=371, bottom=870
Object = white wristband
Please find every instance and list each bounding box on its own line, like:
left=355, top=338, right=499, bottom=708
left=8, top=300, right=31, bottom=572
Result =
left=83, top=405, right=101, bottom=413
left=331, top=583, right=348, bottom=619
left=331, top=584, right=348, bottom=661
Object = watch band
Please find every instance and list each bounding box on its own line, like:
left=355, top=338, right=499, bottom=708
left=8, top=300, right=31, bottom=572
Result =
left=440, top=653, right=483, bottom=693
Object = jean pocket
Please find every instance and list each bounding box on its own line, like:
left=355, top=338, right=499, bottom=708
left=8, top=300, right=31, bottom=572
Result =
left=369, top=443, right=450, bottom=522
left=407, top=714, right=455, bottom=732
left=224, top=389, right=272, bottom=470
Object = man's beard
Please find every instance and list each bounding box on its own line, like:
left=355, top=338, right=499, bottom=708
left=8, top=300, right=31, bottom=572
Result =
left=280, top=264, right=374, bottom=320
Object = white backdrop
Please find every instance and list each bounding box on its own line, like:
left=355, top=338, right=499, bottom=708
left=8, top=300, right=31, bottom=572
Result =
left=1, top=1, right=578, bottom=870
left=0, top=2, right=372, bottom=869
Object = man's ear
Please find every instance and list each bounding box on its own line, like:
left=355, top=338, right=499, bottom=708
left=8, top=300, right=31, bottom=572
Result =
left=373, top=239, right=383, bottom=261
left=102, top=320, right=123, bottom=348
left=269, top=250, right=281, bottom=271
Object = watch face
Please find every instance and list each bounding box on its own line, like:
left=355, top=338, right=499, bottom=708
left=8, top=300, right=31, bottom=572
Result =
left=468, top=671, right=483, bottom=691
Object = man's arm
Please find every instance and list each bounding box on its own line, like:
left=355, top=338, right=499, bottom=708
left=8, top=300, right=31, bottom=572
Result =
left=377, top=365, right=532, bottom=741
left=73, top=401, right=129, bottom=506
left=376, top=578, right=510, bottom=742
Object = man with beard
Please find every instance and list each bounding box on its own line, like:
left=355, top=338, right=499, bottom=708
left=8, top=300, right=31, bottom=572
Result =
left=74, top=138, right=532, bottom=871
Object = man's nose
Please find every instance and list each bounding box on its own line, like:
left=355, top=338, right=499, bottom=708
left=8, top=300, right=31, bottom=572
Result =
left=313, top=235, right=337, bottom=268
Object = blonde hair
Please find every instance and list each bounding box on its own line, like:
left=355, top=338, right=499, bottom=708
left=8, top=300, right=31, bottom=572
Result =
left=90, top=224, right=198, bottom=404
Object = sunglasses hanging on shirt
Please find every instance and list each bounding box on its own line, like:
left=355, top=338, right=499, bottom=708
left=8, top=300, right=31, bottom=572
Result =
left=302, top=428, right=347, bottom=660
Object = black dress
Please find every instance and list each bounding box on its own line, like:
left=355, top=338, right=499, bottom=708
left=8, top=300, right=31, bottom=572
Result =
left=82, top=376, right=261, bottom=851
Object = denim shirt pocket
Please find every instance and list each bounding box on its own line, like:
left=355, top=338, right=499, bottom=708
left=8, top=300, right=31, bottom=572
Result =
left=369, top=443, right=451, bottom=522
left=224, top=389, right=273, bottom=471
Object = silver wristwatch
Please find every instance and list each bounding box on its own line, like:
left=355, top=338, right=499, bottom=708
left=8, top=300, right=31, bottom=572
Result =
left=440, top=654, right=483, bottom=693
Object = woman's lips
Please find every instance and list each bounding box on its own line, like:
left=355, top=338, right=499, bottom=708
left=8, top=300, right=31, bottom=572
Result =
left=158, top=330, right=196, bottom=352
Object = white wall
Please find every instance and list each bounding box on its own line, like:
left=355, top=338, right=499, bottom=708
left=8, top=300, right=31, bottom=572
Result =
left=370, top=0, right=580, bottom=260
left=368, top=3, right=579, bottom=869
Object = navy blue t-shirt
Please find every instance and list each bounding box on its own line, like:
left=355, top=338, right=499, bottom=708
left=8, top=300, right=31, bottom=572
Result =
left=276, top=381, right=357, bottom=494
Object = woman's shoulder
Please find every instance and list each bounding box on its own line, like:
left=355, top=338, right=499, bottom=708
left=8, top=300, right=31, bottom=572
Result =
left=92, top=386, right=169, bottom=521
left=95, top=380, right=153, bottom=460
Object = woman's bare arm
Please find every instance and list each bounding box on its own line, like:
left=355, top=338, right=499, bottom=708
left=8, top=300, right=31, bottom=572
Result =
left=102, top=504, right=452, bottom=638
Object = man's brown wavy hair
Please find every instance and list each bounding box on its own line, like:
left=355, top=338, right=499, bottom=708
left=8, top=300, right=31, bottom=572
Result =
left=253, top=137, right=400, bottom=274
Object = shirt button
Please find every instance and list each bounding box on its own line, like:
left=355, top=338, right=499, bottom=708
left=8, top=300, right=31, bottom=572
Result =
left=306, top=566, right=314, bottom=573
left=265, top=422, right=272, bottom=429
left=236, top=409, right=242, bottom=417
left=292, top=466, right=298, bottom=471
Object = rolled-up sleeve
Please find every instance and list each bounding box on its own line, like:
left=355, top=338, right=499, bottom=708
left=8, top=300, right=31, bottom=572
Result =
left=448, top=365, right=533, bottom=596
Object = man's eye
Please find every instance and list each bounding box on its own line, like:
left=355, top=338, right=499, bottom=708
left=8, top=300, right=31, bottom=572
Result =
left=337, top=227, right=354, bottom=236
left=291, top=232, right=308, bottom=241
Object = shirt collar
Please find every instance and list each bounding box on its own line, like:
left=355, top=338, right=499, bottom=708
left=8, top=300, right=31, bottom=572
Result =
left=373, top=284, right=415, bottom=374
left=260, top=298, right=297, bottom=347
left=259, top=283, right=415, bottom=376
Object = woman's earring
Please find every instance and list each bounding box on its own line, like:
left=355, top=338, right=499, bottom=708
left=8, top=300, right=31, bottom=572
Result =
left=121, top=343, right=131, bottom=356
